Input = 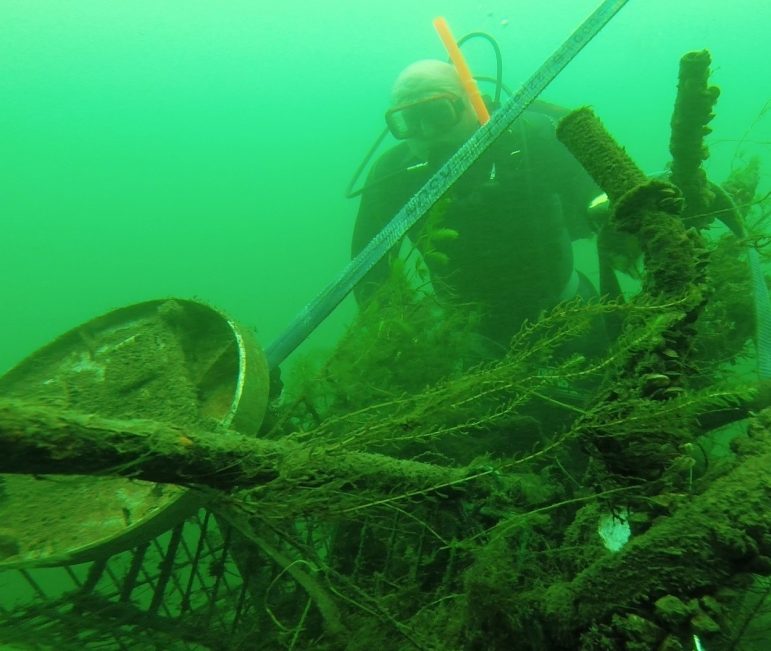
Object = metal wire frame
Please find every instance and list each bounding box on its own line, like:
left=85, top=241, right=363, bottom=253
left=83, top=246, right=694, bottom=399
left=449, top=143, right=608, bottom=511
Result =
left=0, top=493, right=477, bottom=650
left=0, top=508, right=258, bottom=650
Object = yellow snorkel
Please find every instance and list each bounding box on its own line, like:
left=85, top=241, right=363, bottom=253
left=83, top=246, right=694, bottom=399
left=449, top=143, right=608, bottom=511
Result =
left=433, top=16, right=491, bottom=126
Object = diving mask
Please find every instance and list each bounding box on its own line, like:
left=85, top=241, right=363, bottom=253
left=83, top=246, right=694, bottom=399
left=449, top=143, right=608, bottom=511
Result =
left=385, top=93, right=466, bottom=140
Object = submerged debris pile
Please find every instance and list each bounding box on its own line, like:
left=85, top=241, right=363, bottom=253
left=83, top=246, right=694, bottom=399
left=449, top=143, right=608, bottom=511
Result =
left=1, top=50, right=771, bottom=651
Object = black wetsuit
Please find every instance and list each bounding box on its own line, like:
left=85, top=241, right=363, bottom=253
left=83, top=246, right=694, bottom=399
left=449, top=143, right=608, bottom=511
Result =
left=352, top=103, right=601, bottom=353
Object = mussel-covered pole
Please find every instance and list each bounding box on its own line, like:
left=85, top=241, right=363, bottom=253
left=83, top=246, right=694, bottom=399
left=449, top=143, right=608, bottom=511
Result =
left=557, top=108, right=708, bottom=488
left=558, top=107, right=706, bottom=303
left=555, top=106, right=647, bottom=204
left=669, top=50, right=721, bottom=228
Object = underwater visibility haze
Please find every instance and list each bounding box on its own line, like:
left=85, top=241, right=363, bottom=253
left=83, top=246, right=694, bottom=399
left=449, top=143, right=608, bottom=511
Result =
left=1, top=1, right=771, bottom=649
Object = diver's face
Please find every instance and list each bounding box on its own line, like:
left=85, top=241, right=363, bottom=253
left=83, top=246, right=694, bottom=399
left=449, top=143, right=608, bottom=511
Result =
left=386, top=92, right=478, bottom=161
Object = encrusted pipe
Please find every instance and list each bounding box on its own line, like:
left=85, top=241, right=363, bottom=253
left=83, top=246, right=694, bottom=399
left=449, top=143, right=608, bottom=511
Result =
left=669, top=50, right=721, bottom=226
left=557, top=106, right=700, bottom=301
left=557, top=106, right=647, bottom=203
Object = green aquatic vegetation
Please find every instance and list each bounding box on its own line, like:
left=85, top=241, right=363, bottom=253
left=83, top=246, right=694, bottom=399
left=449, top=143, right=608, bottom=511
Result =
left=692, top=234, right=755, bottom=372
left=285, top=290, right=630, bottom=452
left=724, top=155, right=762, bottom=218
left=284, top=252, right=482, bottom=426
left=410, top=195, right=459, bottom=273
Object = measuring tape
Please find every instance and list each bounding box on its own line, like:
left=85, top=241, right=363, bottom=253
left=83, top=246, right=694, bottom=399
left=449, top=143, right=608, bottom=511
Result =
left=266, top=0, right=630, bottom=369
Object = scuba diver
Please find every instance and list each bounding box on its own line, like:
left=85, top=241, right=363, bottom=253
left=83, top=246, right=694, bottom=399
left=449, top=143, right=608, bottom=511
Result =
left=350, top=58, right=607, bottom=359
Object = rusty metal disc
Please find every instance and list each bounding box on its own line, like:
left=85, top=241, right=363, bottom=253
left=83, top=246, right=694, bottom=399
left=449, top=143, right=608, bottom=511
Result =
left=0, top=299, right=269, bottom=568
